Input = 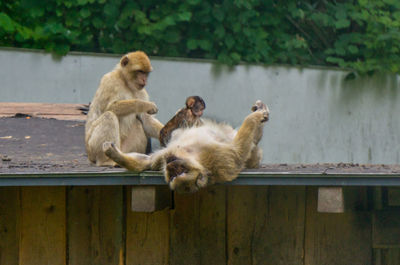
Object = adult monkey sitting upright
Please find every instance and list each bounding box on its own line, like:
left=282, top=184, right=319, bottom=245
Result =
left=85, top=51, right=164, bottom=166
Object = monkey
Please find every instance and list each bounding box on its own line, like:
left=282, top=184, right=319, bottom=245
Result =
left=103, top=100, right=270, bottom=193
left=159, top=96, right=206, bottom=147
left=85, top=51, right=164, bottom=166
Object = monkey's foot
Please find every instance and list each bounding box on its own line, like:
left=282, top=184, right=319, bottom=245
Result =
left=95, top=160, right=117, bottom=167
left=251, top=100, right=269, bottom=122
left=103, top=142, right=120, bottom=161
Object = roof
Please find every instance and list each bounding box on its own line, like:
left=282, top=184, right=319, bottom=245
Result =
left=1, top=103, right=400, bottom=187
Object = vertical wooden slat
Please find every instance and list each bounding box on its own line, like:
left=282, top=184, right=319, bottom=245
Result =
left=373, top=187, right=383, bottom=210
left=19, top=187, right=66, bottom=265
left=67, top=186, right=124, bottom=265
left=198, top=186, right=226, bottom=265
left=126, top=186, right=170, bottom=265
left=374, top=249, right=400, bottom=265
left=374, top=248, right=383, bottom=265
left=170, top=191, right=200, bottom=265
left=373, top=210, right=400, bottom=248
left=227, top=186, right=268, bottom=265
left=0, top=187, right=19, bottom=265
left=253, top=186, right=306, bottom=265
left=305, top=187, right=372, bottom=265
left=385, top=249, right=400, bottom=265
left=227, top=186, right=306, bottom=265
left=387, top=188, right=400, bottom=206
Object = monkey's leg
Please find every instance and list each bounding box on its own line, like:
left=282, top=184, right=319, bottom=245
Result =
left=250, top=100, right=269, bottom=145
left=103, top=142, right=151, bottom=171
left=245, top=146, right=263, bottom=168
left=103, top=142, right=166, bottom=172
left=244, top=100, right=269, bottom=168
left=233, top=108, right=268, bottom=163
left=86, top=111, right=121, bottom=166
left=139, top=113, right=164, bottom=139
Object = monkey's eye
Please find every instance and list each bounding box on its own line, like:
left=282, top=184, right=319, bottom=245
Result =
left=136, top=70, right=149, bottom=76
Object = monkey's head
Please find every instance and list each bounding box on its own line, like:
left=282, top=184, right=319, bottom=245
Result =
left=164, top=155, right=208, bottom=193
left=186, top=96, right=206, bottom=117
left=120, top=51, right=153, bottom=90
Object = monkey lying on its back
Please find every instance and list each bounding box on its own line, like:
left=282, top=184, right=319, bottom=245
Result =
left=103, top=100, right=269, bottom=193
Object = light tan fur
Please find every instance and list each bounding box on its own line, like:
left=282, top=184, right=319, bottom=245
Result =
left=103, top=100, right=269, bottom=193
left=85, top=51, right=164, bottom=166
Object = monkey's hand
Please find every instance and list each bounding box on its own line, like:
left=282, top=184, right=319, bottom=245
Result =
left=251, top=100, right=269, bottom=122
left=145, top=102, right=159, bottom=115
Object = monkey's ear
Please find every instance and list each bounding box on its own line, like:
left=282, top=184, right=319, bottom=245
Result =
left=186, top=97, right=196, bottom=108
left=196, top=174, right=208, bottom=188
left=121, top=56, right=129, bottom=67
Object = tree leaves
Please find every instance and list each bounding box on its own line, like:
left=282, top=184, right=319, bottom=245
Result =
left=0, top=13, right=15, bottom=32
left=1, top=0, right=400, bottom=74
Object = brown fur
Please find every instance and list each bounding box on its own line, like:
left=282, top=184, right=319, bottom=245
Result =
left=159, top=96, right=205, bottom=147
left=103, top=100, right=269, bottom=193
left=85, top=51, right=163, bottom=166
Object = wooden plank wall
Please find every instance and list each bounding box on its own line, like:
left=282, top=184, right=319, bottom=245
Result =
left=0, top=186, right=398, bottom=265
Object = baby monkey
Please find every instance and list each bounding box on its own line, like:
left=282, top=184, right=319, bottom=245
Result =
left=159, top=96, right=206, bottom=147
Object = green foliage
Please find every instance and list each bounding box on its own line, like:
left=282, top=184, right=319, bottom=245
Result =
left=1, top=0, right=400, bottom=74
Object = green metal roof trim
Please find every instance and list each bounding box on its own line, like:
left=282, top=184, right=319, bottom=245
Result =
left=1, top=171, right=400, bottom=187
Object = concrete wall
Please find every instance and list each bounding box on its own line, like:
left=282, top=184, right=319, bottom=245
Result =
left=1, top=48, right=399, bottom=164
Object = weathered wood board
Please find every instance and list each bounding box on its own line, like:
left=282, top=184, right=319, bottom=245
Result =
left=305, top=187, right=372, bottom=265
left=19, top=187, right=66, bottom=265
left=0, top=102, right=87, bottom=120
left=0, top=187, right=19, bottom=265
left=126, top=186, right=170, bottom=265
left=0, top=185, right=398, bottom=265
left=67, top=186, right=124, bottom=265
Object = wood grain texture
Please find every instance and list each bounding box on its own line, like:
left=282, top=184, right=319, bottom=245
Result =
left=255, top=186, right=306, bottom=265
left=305, top=187, right=372, bottom=265
left=0, top=187, right=19, bottom=265
left=0, top=102, right=86, bottom=120
left=373, top=210, right=400, bottom=248
left=198, top=186, right=226, bottom=265
left=374, top=248, right=400, bottom=265
left=67, top=186, right=124, bottom=265
left=226, top=186, right=306, bottom=265
left=170, top=191, right=200, bottom=265
left=19, top=187, right=66, bottom=265
left=226, top=186, right=269, bottom=265
left=126, top=187, right=170, bottom=265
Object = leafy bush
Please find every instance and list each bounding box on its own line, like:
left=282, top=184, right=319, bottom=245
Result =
left=1, top=0, right=400, bottom=74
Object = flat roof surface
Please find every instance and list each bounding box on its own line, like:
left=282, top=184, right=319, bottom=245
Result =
left=1, top=113, right=400, bottom=187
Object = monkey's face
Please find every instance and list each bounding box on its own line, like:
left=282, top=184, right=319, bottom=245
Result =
left=186, top=96, right=206, bottom=118
left=133, top=70, right=149, bottom=90
left=191, top=103, right=204, bottom=117
left=164, top=156, right=208, bottom=193
left=120, top=51, right=152, bottom=90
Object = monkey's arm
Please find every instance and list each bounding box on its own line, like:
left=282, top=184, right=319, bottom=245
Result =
left=139, top=113, right=164, bottom=139
left=107, top=99, right=158, bottom=117
left=159, top=110, right=187, bottom=146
